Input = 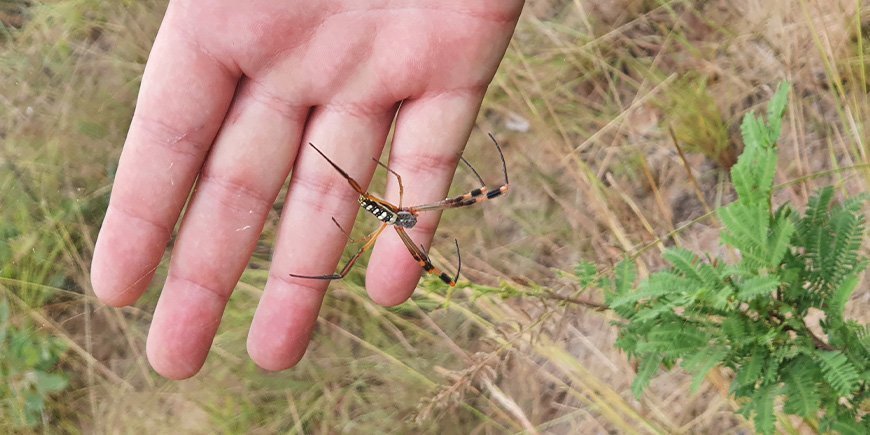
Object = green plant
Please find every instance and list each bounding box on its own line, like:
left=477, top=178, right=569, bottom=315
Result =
left=0, top=297, right=69, bottom=429
left=597, top=83, right=868, bottom=434
left=0, top=131, right=73, bottom=431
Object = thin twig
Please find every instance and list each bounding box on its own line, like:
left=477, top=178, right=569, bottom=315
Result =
left=544, top=291, right=609, bottom=311
left=668, top=124, right=713, bottom=215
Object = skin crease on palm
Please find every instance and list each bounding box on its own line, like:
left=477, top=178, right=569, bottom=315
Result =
left=89, top=0, right=525, bottom=380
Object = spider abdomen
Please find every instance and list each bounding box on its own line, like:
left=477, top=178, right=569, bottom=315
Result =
left=357, top=197, right=418, bottom=228
left=358, top=197, right=398, bottom=224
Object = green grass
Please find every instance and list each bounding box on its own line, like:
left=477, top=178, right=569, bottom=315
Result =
left=1, top=0, right=867, bottom=433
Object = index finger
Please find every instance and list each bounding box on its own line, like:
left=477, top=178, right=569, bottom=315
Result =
left=91, top=8, right=241, bottom=306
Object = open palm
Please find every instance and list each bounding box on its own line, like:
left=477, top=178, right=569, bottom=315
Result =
left=91, top=0, right=524, bottom=379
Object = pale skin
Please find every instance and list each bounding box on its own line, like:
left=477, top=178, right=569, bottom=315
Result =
left=90, top=0, right=524, bottom=380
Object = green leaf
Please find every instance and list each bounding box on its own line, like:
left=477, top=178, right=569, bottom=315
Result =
left=825, top=416, right=867, bottom=435
left=721, top=317, right=753, bottom=348
left=766, top=82, right=791, bottom=143
left=707, top=286, right=734, bottom=310
left=663, top=248, right=704, bottom=281
left=608, top=271, right=689, bottom=310
left=782, top=364, right=821, bottom=417
left=632, top=302, right=679, bottom=323
left=737, top=275, right=780, bottom=301
left=767, top=214, right=795, bottom=267
left=827, top=273, right=861, bottom=325
left=681, top=346, right=728, bottom=392
left=740, top=112, right=766, bottom=150
left=817, top=351, right=860, bottom=396
left=718, top=203, right=771, bottom=266
left=730, top=127, right=778, bottom=206
left=760, top=353, right=782, bottom=385
left=632, top=354, right=663, bottom=398
left=855, top=323, right=870, bottom=354
left=752, top=383, right=779, bottom=435
left=574, top=261, right=598, bottom=287
left=613, top=259, right=637, bottom=295
left=636, top=323, right=708, bottom=357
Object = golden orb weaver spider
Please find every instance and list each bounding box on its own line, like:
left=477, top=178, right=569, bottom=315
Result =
left=289, top=134, right=509, bottom=287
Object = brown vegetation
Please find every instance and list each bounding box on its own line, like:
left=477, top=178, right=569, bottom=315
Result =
left=1, top=0, right=866, bottom=432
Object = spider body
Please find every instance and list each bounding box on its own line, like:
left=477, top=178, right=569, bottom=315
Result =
left=358, top=197, right=418, bottom=228
left=290, top=134, right=509, bottom=286
left=393, top=210, right=418, bottom=229
left=358, top=197, right=399, bottom=225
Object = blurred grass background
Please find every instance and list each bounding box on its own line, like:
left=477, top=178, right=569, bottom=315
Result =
left=1, top=0, right=867, bottom=433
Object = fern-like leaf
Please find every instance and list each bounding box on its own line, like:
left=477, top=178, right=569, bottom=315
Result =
left=666, top=249, right=728, bottom=300
left=856, top=323, right=870, bottom=354
left=782, top=361, right=821, bottom=417
left=822, top=203, right=864, bottom=290
left=632, top=302, right=679, bottom=323
left=608, top=271, right=691, bottom=310
left=797, top=187, right=836, bottom=290
left=682, top=345, right=728, bottom=392
left=731, top=350, right=765, bottom=395
left=632, top=354, right=663, bottom=398
left=825, top=416, right=868, bottom=435
left=721, top=317, right=752, bottom=348
left=737, top=275, right=780, bottom=301
left=740, top=112, right=766, bottom=152
left=605, top=259, right=640, bottom=318
left=636, top=323, right=708, bottom=357
left=732, top=116, right=778, bottom=206
left=752, top=383, right=780, bottom=435
left=827, top=273, right=861, bottom=326
left=817, top=351, right=860, bottom=396
left=767, top=212, right=796, bottom=267
left=706, top=286, right=734, bottom=310
left=574, top=261, right=598, bottom=287
left=765, top=82, right=791, bottom=143
left=613, top=259, right=637, bottom=295
left=719, top=203, right=770, bottom=266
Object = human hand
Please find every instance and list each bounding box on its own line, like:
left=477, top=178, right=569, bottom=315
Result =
left=90, top=0, right=524, bottom=379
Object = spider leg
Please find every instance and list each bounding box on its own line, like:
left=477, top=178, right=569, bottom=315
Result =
left=371, top=157, right=405, bottom=208
left=289, top=223, right=388, bottom=281
left=394, top=227, right=461, bottom=286
left=450, top=239, right=461, bottom=283
left=459, top=155, right=485, bottom=187
left=406, top=134, right=509, bottom=213
left=330, top=216, right=382, bottom=245
left=487, top=132, right=509, bottom=185
left=307, top=142, right=369, bottom=197
left=405, top=185, right=506, bottom=212
left=331, top=217, right=354, bottom=240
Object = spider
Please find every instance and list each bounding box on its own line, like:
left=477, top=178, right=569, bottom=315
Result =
left=289, top=134, right=509, bottom=287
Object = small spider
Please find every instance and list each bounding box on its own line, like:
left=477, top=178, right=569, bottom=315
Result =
left=289, top=134, right=509, bottom=286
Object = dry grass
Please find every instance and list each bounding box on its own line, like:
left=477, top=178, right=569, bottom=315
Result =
left=1, top=0, right=867, bottom=433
